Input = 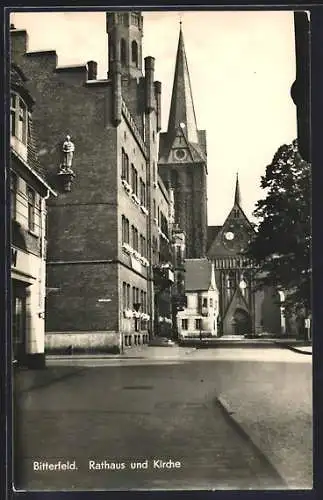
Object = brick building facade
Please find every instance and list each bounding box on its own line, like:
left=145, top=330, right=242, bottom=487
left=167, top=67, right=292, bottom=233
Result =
left=10, top=12, right=175, bottom=353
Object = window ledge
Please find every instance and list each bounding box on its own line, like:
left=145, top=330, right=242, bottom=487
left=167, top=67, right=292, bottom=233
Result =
left=28, top=229, right=39, bottom=238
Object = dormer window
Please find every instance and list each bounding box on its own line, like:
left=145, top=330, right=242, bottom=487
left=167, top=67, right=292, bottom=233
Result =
left=10, top=92, right=27, bottom=145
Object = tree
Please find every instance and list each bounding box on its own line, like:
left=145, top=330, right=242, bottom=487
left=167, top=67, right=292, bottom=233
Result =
left=245, top=139, right=311, bottom=313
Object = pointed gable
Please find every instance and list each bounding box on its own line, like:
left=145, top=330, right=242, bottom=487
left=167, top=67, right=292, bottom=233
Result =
left=207, top=176, right=255, bottom=259
left=223, top=286, right=249, bottom=319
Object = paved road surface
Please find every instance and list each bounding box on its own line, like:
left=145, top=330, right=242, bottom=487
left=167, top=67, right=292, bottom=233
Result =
left=13, top=347, right=312, bottom=491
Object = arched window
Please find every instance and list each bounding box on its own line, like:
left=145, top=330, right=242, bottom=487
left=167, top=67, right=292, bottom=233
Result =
left=131, top=40, right=138, bottom=67
left=120, top=38, right=127, bottom=65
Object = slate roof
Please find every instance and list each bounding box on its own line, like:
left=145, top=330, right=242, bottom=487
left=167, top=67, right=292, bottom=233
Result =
left=185, top=258, right=213, bottom=292
left=11, top=64, right=46, bottom=179
left=167, top=26, right=199, bottom=145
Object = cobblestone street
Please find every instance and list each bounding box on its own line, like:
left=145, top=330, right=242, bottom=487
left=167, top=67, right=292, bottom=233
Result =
left=13, top=346, right=312, bottom=491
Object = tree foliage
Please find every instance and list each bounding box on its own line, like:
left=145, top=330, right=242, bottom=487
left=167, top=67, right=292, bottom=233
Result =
left=245, top=139, right=311, bottom=312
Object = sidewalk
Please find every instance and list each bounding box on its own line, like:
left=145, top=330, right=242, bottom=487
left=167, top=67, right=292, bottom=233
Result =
left=46, top=344, right=150, bottom=360
left=216, top=354, right=312, bottom=489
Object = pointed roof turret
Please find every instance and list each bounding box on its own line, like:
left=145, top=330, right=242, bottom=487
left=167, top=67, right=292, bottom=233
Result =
left=234, top=172, right=241, bottom=206
left=167, top=24, right=199, bottom=144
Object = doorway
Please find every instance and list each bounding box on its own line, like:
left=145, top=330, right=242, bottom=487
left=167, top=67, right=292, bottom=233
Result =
left=232, top=308, right=251, bottom=335
left=12, top=282, right=27, bottom=363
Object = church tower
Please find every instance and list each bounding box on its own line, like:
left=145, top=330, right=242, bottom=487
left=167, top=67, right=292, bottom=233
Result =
left=158, top=24, right=208, bottom=258
left=106, top=11, right=144, bottom=79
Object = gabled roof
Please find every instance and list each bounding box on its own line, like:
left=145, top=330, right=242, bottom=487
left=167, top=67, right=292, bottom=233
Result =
left=185, top=258, right=214, bottom=292
left=207, top=176, right=255, bottom=259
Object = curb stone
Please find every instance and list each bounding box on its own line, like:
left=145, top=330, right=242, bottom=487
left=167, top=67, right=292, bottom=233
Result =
left=274, top=342, right=312, bottom=355
left=216, top=396, right=287, bottom=488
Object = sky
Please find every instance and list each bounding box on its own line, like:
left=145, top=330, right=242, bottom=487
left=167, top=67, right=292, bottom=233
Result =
left=10, top=10, right=297, bottom=225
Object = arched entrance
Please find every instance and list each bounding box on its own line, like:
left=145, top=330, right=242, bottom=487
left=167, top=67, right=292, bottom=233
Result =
left=232, top=308, right=251, bottom=335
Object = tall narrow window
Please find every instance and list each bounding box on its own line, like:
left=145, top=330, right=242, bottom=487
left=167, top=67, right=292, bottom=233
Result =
left=131, top=40, right=138, bottom=67
left=10, top=93, right=28, bottom=144
left=140, top=234, right=144, bottom=256
left=11, top=172, right=17, bottom=220
left=131, top=165, right=138, bottom=195
left=125, top=153, right=129, bottom=182
left=142, top=237, right=146, bottom=257
left=27, top=187, right=36, bottom=232
left=122, top=282, right=127, bottom=310
left=121, top=148, right=126, bottom=180
left=140, top=179, right=146, bottom=206
left=195, top=319, right=202, bottom=330
left=121, top=149, right=130, bottom=182
left=122, top=215, right=125, bottom=243
left=182, top=319, right=188, bottom=330
left=127, top=284, right=130, bottom=309
left=120, top=38, right=127, bottom=65
left=134, top=228, right=139, bottom=251
left=126, top=219, right=130, bottom=244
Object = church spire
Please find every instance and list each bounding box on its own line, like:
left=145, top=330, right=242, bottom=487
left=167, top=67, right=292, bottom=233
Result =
left=234, top=172, right=241, bottom=206
left=167, top=24, right=199, bottom=144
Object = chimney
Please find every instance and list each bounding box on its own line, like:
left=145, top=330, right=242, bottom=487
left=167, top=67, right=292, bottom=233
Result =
left=144, top=56, right=155, bottom=112
left=111, top=60, right=122, bottom=125
left=154, top=81, right=162, bottom=131
left=87, top=60, right=97, bottom=80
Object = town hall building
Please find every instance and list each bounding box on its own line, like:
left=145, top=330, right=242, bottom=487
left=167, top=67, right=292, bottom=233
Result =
left=10, top=12, right=176, bottom=353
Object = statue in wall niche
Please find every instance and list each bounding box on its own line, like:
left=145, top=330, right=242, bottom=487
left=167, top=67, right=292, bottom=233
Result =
left=61, top=135, right=75, bottom=170
left=57, top=135, right=76, bottom=192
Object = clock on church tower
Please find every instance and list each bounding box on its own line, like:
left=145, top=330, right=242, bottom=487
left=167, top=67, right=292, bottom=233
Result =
left=222, top=225, right=248, bottom=252
left=174, top=148, right=187, bottom=161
